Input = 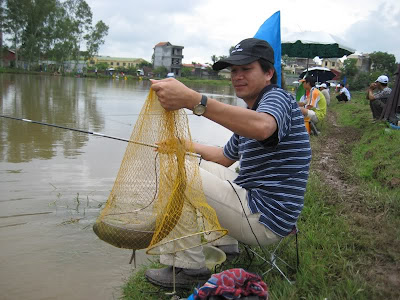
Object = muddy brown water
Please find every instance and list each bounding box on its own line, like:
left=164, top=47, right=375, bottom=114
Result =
left=0, top=74, right=240, bottom=300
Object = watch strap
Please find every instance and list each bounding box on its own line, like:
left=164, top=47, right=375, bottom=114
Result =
left=200, top=94, right=208, bottom=107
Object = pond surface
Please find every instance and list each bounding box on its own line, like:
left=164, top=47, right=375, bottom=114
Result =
left=0, top=74, right=243, bottom=300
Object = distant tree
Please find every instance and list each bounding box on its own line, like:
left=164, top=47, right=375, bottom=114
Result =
left=210, top=46, right=234, bottom=66
left=21, top=0, right=57, bottom=69
left=95, top=61, right=108, bottom=71
left=341, top=58, right=358, bottom=78
left=40, top=1, right=60, bottom=61
left=84, top=20, right=108, bottom=61
left=0, top=0, right=4, bottom=65
left=153, top=66, right=168, bottom=78
left=125, top=65, right=138, bottom=75
left=0, top=0, right=4, bottom=37
left=2, top=0, right=108, bottom=71
left=137, top=60, right=152, bottom=68
left=0, top=0, right=3, bottom=27
left=369, top=51, right=397, bottom=74
left=180, top=66, right=192, bottom=77
left=49, top=5, right=77, bottom=70
left=3, top=0, right=28, bottom=64
left=348, top=71, right=370, bottom=90
left=64, top=0, right=92, bottom=63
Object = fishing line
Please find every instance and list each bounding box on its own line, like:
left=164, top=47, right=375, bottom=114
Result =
left=0, top=114, right=200, bottom=157
left=104, top=117, right=133, bottom=127
left=107, top=113, right=198, bottom=116
left=227, top=179, right=275, bottom=266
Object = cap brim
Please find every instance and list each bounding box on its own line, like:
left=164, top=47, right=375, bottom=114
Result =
left=299, top=79, right=306, bottom=83
left=212, top=55, right=259, bottom=71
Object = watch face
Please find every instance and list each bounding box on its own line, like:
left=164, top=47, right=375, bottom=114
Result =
left=193, top=104, right=206, bottom=116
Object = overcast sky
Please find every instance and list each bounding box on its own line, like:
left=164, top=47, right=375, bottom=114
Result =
left=86, top=0, right=400, bottom=65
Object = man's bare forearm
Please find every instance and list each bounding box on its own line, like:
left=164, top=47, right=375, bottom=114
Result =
left=191, top=142, right=235, bottom=167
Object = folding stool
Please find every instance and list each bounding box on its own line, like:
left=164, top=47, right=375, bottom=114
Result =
left=309, top=120, right=320, bottom=136
left=304, top=117, right=319, bottom=136
left=239, top=224, right=300, bottom=284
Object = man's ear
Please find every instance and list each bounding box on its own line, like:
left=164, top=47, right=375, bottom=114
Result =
left=265, top=69, right=274, bottom=82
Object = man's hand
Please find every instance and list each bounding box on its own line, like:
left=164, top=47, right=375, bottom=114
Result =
left=150, top=78, right=200, bottom=111
left=369, top=82, right=377, bottom=90
left=155, top=138, right=191, bottom=154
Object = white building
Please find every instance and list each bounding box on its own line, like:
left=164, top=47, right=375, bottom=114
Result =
left=153, top=42, right=184, bottom=77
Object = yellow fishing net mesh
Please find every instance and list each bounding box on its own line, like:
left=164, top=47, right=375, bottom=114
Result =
left=93, top=89, right=227, bottom=255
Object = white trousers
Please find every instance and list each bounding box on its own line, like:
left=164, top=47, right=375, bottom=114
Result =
left=307, top=109, right=319, bottom=123
left=160, top=160, right=281, bottom=269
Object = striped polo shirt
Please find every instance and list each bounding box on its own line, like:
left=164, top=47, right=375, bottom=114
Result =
left=223, top=84, right=311, bottom=237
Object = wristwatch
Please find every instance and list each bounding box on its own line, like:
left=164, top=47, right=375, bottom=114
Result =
left=193, top=95, right=208, bottom=116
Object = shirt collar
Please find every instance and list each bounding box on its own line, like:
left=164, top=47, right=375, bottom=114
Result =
left=251, top=84, right=279, bottom=111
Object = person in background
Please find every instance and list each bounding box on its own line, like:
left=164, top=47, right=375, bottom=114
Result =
left=144, top=38, right=311, bottom=288
left=298, top=76, right=327, bottom=124
left=336, top=82, right=351, bottom=102
left=366, top=75, right=392, bottom=121
left=318, top=83, right=330, bottom=105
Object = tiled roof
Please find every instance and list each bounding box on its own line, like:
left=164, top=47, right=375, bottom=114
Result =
left=154, top=42, right=169, bottom=47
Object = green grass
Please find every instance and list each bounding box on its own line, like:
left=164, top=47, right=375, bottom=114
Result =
left=179, top=77, right=232, bottom=86
left=122, top=91, right=400, bottom=300
left=332, top=92, right=400, bottom=215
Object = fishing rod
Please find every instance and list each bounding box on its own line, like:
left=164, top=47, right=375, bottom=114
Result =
left=0, top=114, right=200, bottom=157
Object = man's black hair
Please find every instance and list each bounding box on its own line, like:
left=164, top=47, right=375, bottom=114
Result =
left=304, top=75, right=316, bottom=87
left=259, top=59, right=277, bottom=84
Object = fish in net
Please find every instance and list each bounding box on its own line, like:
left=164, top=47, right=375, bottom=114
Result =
left=93, top=88, right=227, bottom=256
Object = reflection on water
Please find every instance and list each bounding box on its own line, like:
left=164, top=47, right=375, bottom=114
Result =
left=1, top=75, right=104, bottom=162
left=0, top=74, right=239, bottom=300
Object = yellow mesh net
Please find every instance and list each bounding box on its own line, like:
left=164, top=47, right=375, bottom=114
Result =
left=93, top=89, right=227, bottom=255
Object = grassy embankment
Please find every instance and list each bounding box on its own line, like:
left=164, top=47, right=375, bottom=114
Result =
left=0, top=67, right=233, bottom=84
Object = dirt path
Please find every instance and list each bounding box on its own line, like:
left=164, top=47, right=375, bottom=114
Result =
left=311, top=111, right=400, bottom=299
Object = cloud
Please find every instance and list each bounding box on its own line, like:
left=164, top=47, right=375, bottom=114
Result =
left=344, top=3, right=400, bottom=62
left=88, top=0, right=204, bottom=61
left=86, top=0, right=400, bottom=64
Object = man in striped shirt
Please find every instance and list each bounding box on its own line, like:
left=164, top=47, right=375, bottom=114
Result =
left=146, top=38, right=311, bottom=288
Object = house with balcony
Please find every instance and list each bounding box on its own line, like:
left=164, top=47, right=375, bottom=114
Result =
left=320, top=58, right=343, bottom=72
left=346, top=53, right=371, bottom=73
left=153, top=42, right=184, bottom=77
left=283, top=57, right=318, bottom=76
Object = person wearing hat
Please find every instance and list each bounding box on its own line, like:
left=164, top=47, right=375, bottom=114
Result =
left=145, top=38, right=311, bottom=288
left=336, top=82, right=351, bottom=102
left=298, top=76, right=327, bottom=124
left=319, top=83, right=331, bottom=105
left=366, top=75, right=392, bottom=120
